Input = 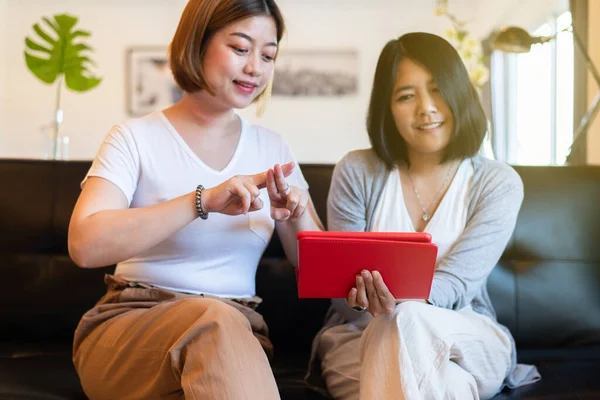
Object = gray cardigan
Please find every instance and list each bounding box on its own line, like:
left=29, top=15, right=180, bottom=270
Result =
left=306, top=149, right=541, bottom=392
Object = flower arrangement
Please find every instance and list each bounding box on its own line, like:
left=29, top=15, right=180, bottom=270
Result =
left=434, top=0, right=489, bottom=92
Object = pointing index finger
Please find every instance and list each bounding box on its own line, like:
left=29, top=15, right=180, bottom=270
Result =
left=250, top=171, right=268, bottom=189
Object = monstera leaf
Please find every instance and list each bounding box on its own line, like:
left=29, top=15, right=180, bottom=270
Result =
left=24, top=13, right=101, bottom=91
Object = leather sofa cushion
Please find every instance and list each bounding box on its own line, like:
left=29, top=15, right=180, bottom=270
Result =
left=490, top=166, right=600, bottom=348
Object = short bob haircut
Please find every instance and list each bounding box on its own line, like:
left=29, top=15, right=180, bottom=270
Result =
left=169, top=0, right=284, bottom=103
left=367, top=32, right=488, bottom=168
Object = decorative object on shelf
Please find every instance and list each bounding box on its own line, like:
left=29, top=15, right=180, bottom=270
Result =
left=126, top=46, right=183, bottom=117
left=272, top=50, right=358, bottom=97
left=24, top=13, right=102, bottom=160
left=434, top=0, right=489, bottom=92
left=492, top=25, right=600, bottom=151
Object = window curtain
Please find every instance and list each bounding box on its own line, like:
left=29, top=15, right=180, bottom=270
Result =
left=568, top=0, right=588, bottom=164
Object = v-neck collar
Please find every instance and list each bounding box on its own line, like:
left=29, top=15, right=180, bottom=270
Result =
left=158, top=111, right=247, bottom=175
left=398, top=159, right=465, bottom=232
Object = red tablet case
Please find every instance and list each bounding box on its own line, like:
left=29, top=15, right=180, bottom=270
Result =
left=296, top=231, right=438, bottom=299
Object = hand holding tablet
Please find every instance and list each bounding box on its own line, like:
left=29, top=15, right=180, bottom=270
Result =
left=296, top=231, right=438, bottom=299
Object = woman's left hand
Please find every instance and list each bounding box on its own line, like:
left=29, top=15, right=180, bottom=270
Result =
left=266, top=163, right=309, bottom=221
left=347, top=270, right=397, bottom=318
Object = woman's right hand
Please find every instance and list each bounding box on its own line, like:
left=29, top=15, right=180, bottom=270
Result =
left=347, top=270, right=397, bottom=318
left=202, top=163, right=294, bottom=216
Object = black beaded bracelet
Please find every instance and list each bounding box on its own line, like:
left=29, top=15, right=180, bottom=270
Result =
left=195, top=184, right=209, bottom=220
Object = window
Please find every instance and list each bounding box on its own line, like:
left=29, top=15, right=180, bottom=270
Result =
left=492, top=11, right=574, bottom=165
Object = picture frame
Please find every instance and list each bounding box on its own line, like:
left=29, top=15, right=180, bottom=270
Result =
left=125, top=46, right=183, bottom=117
left=272, top=50, right=358, bottom=97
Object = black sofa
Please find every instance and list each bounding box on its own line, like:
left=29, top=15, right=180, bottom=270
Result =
left=1, top=159, right=599, bottom=400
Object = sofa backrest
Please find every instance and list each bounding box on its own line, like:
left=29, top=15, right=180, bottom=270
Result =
left=490, top=166, right=600, bottom=348
left=1, top=159, right=599, bottom=355
left=0, top=160, right=111, bottom=345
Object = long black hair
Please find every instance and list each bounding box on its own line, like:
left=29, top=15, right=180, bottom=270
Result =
left=367, top=32, right=487, bottom=167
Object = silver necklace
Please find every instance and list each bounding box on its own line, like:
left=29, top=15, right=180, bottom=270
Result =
left=406, top=162, right=457, bottom=222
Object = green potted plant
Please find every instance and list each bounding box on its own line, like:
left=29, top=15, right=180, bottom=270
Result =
left=24, top=13, right=102, bottom=159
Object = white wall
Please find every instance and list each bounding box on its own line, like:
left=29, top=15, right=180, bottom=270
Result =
left=0, top=0, right=562, bottom=163
left=0, top=0, right=7, bottom=152
left=480, top=0, right=569, bottom=32
left=2, top=0, right=188, bottom=160
left=239, top=0, right=467, bottom=163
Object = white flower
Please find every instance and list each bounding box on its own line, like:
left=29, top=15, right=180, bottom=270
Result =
left=444, top=27, right=458, bottom=42
left=435, top=6, right=489, bottom=90
left=470, top=64, right=490, bottom=88
left=435, top=0, right=448, bottom=15
left=459, top=47, right=476, bottom=62
left=462, top=36, right=480, bottom=52
left=434, top=5, right=447, bottom=16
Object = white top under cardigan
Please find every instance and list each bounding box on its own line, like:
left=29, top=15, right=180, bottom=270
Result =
left=371, top=160, right=473, bottom=261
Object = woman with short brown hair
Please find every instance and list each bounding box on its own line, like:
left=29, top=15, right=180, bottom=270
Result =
left=69, top=1, right=322, bottom=399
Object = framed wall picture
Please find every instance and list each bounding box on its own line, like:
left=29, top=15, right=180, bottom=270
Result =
left=126, top=46, right=183, bottom=116
left=272, top=50, right=358, bottom=97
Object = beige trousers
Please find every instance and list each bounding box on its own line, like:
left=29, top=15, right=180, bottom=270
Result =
left=319, top=301, right=512, bottom=400
left=73, top=275, right=280, bottom=400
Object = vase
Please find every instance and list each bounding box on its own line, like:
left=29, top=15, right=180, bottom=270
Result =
left=41, top=123, right=70, bottom=160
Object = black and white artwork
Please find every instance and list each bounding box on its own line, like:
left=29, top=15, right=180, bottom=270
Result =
left=272, top=50, right=358, bottom=97
left=126, top=47, right=184, bottom=116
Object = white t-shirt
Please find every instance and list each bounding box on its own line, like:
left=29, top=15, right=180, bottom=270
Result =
left=84, top=111, right=308, bottom=298
left=371, top=160, right=474, bottom=262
